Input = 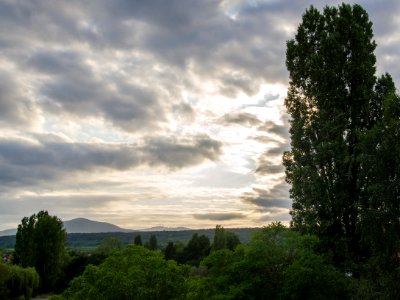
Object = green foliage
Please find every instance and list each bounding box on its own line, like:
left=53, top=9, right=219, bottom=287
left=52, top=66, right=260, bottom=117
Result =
left=56, top=245, right=189, bottom=300
left=212, top=225, right=226, bottom=251
left=14, top=215, right=36, bottom=267
left=147, top=234, right=158, bottom=250
left=95, top=237, right=123, bottom=256
left=188, top=224, right=351, bottom=300
left=211, top=225, right=241, bottom=253
left=284, top=3, right=400, bottom=271
left=225, top=231, right=240, bottom=251
left=133, top=234, right=142, bottom=246
left=360, top=74, right=400, bottom=272
left=14, top=211, right=67, bottom=292
left=0, top=260, right=39, bottom=300
left=56, top=249, right=109, bottom=293
left=164, top=242, right=178, bottom=261
left=281, top=253, right=351, bottom=300
left=181, top=234, right=210, bottom=266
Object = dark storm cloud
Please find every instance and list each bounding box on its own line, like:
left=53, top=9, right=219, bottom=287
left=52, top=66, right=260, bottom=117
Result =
left=242, top=183, right=291, bottom=210
left=193, top=212, right=246, bottom=221
left=0, top=135, right=223, bottom=187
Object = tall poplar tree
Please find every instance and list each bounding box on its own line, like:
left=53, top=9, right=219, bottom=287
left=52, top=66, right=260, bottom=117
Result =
left=283, top=4, right=396, bottom=266
left=15, top=211, right=67, bottom=291
left=361, top=74, right=400, bottom=273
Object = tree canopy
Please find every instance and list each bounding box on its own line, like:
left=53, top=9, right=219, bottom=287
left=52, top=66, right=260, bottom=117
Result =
left=284, top=3, right=400, bottom=268
left=55, top=245, right=189, bottom=300
left=14, top=210, right=67, bottom=291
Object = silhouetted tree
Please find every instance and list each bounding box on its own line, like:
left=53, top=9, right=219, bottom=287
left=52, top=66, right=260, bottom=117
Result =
left=15, top=211, right=67, bottom=292
left=133, top=234, right=142, bottom=246
left=147, top=234, right=158, bottom=251
left=212, top=225, right=226, bottom=251
left=225, top=231, right=241, bottom=251
left=164, top=242, right=178, bottom=261
left=181, top=234, right=210, bottom=266
left=284, top=3, right=399, bottom=268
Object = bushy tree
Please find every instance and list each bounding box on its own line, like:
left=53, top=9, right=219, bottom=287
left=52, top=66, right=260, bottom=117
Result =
left=14, top=215, right=36, bottom=267
left=55, top=245, right=189, bottom=300
left=147, top=234, right=158, bottom=250
left=225, top=231, right=241, bottom=251
left=95, top=237, right=123, bottom=256
left=133, top=234, right=142, bottom=246
left=212, top=225, right=226, bottom=251
left=0, top=260, right=39, bottom=300
left=181, top=234, right=211, bottom=266
left=14, top=211, right=67, bottom=291
left=284, top=3, right=399, bottom=268
left=211, top=225, right=240, bottom=252
left=164, top=241, right=178, bottom=261
left=188, top=223, right=350, bottom=299
left=357, top=74, right=400, bottom=297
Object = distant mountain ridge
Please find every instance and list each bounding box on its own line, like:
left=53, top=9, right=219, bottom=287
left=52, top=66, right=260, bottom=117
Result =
left=139, top=226, right=190, bottom=232
left=0, top=218, right=191, bottom=236
left=0, top=228, right=17, bottom=236
left=63, top=218, right=133, bottom=233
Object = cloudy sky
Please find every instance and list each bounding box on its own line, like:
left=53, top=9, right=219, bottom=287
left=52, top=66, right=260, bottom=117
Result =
left=0, top=0, right=399, bottom=230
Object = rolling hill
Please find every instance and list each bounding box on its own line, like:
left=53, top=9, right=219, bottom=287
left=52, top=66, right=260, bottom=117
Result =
left=0, top=218, right=190, bottom=237
left=63, top=218, right=134, bottom=233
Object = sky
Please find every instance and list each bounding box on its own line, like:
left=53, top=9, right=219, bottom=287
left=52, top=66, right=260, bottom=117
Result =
left=0, top=0, right=399, bottom=231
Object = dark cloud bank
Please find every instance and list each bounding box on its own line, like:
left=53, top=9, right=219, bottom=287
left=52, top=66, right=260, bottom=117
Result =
left=193, top=212, right=246, bottom=221
left=0, top=135, right=222, bottom=187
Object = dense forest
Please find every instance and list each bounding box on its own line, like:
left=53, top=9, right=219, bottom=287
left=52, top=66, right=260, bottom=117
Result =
left=1, top=3, right=400, bottom=299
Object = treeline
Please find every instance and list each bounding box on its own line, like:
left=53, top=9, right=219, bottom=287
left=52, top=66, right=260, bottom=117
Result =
left=0, top=228, right=257, bottom=250
left=0, top=210, right=255, bottom=298
left=51, top=223, right=352, bottom=299
left=3, top=210, right=398, bottom=299
left=67, top=227, right=256, bottom=249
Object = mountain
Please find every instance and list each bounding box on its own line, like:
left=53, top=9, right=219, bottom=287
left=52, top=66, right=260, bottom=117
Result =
left=0, top=228, right=17, bottom=236
left=0, top=218, right=191, bottom=236
left=63, top=218, right=133, bottom=233
left=141, top=226, right=190, bottom=231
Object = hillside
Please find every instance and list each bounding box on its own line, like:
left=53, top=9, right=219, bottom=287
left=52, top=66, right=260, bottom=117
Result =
left=0, top=218, right=191, bottom=237
left=0, top=228, right=17, bottom=236
left=63, top=218, right=133, bottom=233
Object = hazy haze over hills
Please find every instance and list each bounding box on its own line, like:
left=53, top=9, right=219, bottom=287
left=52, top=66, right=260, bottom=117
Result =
left=0, top=218, right=191, bottom=236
